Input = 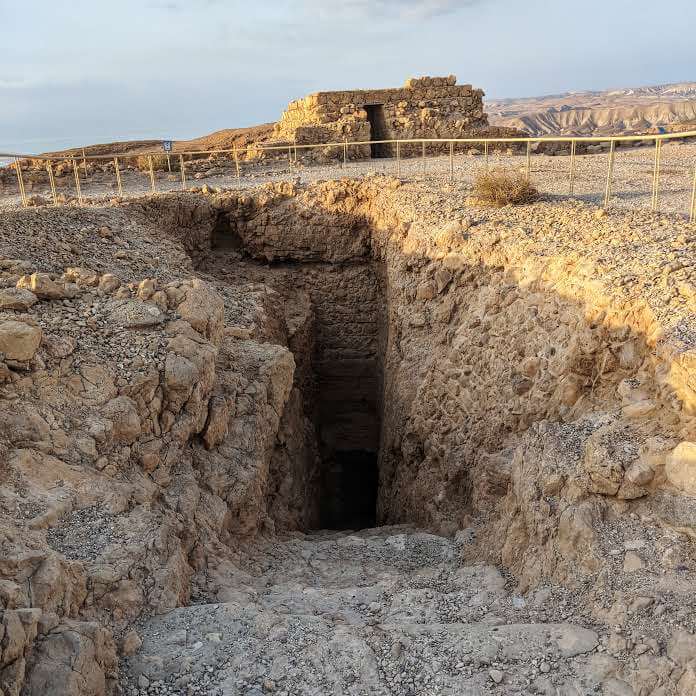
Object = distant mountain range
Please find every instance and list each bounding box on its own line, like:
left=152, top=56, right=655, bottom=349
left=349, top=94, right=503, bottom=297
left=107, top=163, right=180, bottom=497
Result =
left=486, top=82, right=696, bottom=136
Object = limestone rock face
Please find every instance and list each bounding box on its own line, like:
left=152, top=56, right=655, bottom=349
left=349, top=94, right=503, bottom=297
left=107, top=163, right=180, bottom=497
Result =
left=0, top=320, right=42, bottom=361
left=23, top=621, right=117, bottom=696
left=666, top=442, right=696, bottom=495
left=175, top=279, right=225, bottom=344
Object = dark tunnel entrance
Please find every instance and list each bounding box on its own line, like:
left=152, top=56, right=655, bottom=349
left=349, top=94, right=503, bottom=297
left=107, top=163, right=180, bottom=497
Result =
left=309, top=263, right=385, bottom=531
left=319, top=450, right=378, bottom=530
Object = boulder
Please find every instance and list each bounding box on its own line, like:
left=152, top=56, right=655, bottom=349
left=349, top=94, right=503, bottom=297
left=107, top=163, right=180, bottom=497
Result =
left=666, top=442, right=696, bottom=496
left=175, top=280, right=225, bottom=345
left=101, top=396, right=141, bottom=443
left=0, top=288, right=38, bottom=311
left=0, top=321, right=42, bottom=361
left=107, top=299, right=165, bottom=329
left=667, top=630, right=696, bottom=666
left=23, top=621, right=116, bottom=696
left=17, top=273, right=71, bottom=300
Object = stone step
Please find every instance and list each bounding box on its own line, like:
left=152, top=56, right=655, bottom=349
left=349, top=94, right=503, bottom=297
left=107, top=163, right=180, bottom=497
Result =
left=124, top=602, right=600, bottom=696
left=241, top=531, right=462, bottom=584
left=251, top=564, right=507, bottom=621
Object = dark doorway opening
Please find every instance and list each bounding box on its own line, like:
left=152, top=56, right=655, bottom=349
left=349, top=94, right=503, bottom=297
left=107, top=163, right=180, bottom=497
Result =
left=365, top=104, right=388, bottom=158
left=319, top=450, right=378, bottom=530
left=211, top=212, right=243, bottom=250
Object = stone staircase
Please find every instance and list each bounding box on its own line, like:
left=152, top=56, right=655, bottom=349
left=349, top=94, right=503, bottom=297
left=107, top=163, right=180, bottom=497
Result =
left=122, top=527, right=603, bottom=695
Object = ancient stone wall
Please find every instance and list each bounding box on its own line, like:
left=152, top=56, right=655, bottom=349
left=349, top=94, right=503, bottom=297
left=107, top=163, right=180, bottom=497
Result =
left=273, top=75, right=487, bottom=156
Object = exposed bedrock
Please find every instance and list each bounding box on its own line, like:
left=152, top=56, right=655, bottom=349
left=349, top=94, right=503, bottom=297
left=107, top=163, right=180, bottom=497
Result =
left=1, top=178, right=696, bottom=693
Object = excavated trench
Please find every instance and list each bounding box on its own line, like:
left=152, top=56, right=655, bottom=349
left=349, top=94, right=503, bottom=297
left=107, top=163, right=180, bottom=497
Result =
left=5, top=184, right=696, bottom=696
left=311, top=261, right=387, bottom=530
left=204, top=201, right=392, bottom=530
left=184, top=183, right=665, bottom=540
left=207, top=240, right=388, bottom=530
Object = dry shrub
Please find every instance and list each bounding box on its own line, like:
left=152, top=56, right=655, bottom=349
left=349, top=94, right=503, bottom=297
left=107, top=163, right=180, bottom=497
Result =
left=135, top=154, right=175, bottom=171
left=472, top=169, right=539, bottom=206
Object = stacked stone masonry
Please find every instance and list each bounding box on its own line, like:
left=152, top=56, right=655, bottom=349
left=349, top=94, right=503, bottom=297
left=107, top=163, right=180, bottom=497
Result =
left=273, top=75, right=487, bottom=157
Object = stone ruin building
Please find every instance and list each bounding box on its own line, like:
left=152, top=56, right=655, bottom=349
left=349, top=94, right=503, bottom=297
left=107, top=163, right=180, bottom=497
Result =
left=272, top=75, right=490, bottom=157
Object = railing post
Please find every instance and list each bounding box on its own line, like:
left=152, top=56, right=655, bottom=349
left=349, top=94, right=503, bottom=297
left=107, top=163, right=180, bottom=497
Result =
left=180, top=154, right=186, bottom=190
left=569, top=140, right=576, bottom=195
left=484, top=141, right=489, bottom=170
left=396, top=140, right=401, bottom=178
left=14, top=158, right=27, bottom=207
left=449, top=141, right=454, bottom=182
left=82, top=148, right=88, bottom=180
left=147, top=155, right=156, bottom=193
left=166, top=154, right=171, bottom=172
left=72, top=159, right=83, bottom=205
left=651, top=139, right=662, bottom=212
left=293, top=138, right=298, bottom=164
left=114, top=157, right=123, bottom=197
left=690, top=164, right=696, bottom=224
left=234, top=147, right=240, bottom=179
left=343, top=138, right=347, bottom=169
left=422, top=141, right=426, bottom=178
left=525, top=141, right=532, bottom=181
left=603, top=140, right=616, bottom=209
left=46, top=161, right=58, bottom=205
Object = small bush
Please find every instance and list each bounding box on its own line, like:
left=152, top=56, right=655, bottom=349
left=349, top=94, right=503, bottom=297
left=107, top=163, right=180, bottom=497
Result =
left=135, top=154, right=176, bottom=172
left=472, top=169, right=539, bottom=206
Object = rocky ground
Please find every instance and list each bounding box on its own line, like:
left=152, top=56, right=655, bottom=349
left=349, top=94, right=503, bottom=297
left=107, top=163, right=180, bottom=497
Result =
left=121, top=528, right=611, bottom=696
left=1, top=138, right=695, bottom=216
left=1, top=177, right=696, bottom=695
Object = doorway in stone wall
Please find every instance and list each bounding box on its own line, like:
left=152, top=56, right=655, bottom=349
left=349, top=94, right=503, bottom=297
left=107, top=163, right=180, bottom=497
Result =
left=365, top=104, right=388, bottom=157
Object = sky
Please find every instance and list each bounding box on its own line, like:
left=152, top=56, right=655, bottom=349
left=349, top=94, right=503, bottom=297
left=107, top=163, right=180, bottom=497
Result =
left=1, top=0, right=695, bottom=154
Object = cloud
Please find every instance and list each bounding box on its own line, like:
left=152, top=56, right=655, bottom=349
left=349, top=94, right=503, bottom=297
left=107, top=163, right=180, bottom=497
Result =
left=0, top=77, right=52, bottom=90
left=146, top=0, right=223, bottom=10
left=302, top=0, right=478, bottom=20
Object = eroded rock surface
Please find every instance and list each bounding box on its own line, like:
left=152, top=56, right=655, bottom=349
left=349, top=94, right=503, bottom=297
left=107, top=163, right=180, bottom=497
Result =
left=1, top=178, right=696, bottom=695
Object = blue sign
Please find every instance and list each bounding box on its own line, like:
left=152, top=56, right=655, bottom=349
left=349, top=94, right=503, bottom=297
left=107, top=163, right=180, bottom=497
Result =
left=162, top=140, right=173, bottom=152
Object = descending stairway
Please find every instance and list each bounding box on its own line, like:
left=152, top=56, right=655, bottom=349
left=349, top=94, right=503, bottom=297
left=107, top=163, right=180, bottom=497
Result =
left=122, top=527, right=602, bottom=696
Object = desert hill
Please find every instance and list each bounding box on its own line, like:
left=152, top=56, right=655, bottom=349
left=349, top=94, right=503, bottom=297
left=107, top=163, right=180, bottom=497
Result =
left=41, top=123, right=275, bottom=159
left=487, top=81, right=696, bottom=136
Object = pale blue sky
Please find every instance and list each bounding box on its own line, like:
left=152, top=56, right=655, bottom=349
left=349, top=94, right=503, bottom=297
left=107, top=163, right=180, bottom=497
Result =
left=1, top=0, right=695, bottom=153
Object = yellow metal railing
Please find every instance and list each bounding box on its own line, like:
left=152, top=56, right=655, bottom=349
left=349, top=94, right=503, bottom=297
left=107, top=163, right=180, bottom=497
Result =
left=2, top=129, right=696, bottom=221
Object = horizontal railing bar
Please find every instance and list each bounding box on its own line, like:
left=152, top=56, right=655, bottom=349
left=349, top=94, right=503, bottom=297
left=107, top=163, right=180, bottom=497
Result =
left=1, top=129, right=695, bottom=163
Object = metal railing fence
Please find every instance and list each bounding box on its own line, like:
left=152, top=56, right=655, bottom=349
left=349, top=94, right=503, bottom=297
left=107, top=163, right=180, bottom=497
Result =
left=1, top=129, right=696, bottom=221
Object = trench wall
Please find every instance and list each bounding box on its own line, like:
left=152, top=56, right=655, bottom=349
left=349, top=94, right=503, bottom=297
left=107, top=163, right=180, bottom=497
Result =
left=198, top=182, right=678, bottom=535
left=148, top=180, right=696, bottom=544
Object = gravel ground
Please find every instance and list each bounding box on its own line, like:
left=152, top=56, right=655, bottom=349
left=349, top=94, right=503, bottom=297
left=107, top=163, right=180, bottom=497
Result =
left=1, top=140, right=695, bottom=216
